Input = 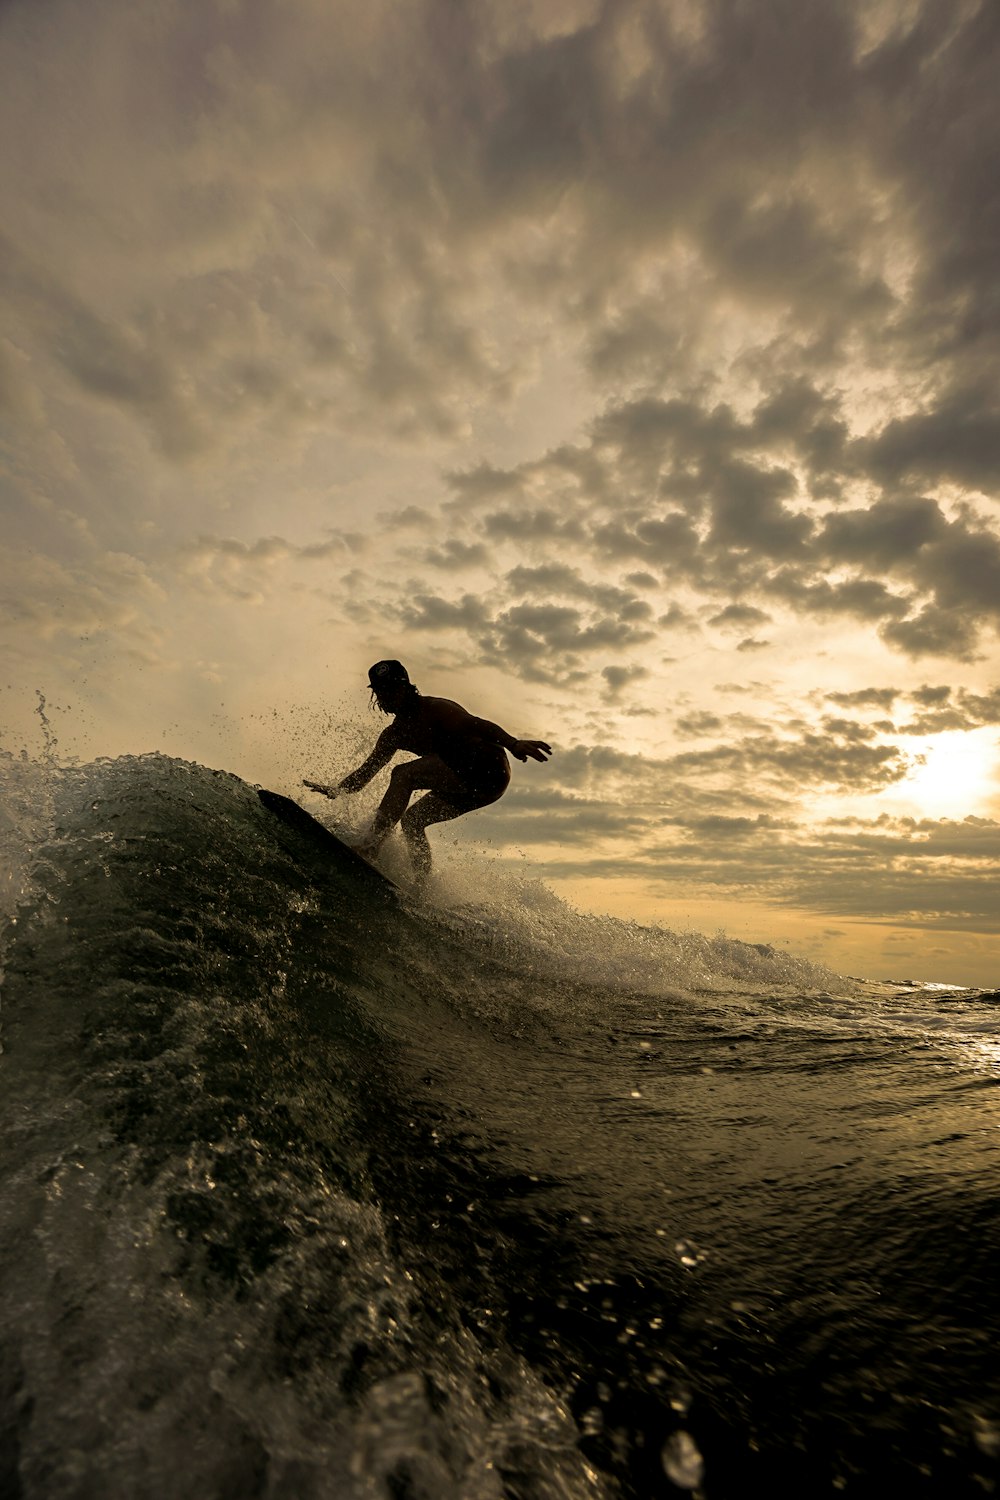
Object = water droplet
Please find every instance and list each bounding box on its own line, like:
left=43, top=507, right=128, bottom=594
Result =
left=661, top=1429, right=704, bottom=1489
left=581, top=1406, right=603, bottom=1435
left=674, top=1237, right=709, bottom=1268
left=973, top=1414, right=1000, bottom=1457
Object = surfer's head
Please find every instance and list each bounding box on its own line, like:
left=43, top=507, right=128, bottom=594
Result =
left=368, top=659, right=417, bottom=713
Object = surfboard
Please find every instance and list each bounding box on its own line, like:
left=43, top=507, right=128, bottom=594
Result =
left=256, top=788, right=400, bottom=890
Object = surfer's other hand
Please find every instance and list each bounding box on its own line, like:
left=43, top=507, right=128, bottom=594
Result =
left=303, top=778, right=341, bottom=798
left=512, top=740, right=552, bottom=763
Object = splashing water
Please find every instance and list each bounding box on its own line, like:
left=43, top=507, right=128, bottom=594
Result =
left=2, top=753, right=999, bottom=1498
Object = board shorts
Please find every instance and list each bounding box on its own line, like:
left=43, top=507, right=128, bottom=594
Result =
left=438, top=746, right=511, bottom=813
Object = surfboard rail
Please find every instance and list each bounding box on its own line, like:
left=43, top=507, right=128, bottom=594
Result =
left=256, top=788, right=400, bottom=891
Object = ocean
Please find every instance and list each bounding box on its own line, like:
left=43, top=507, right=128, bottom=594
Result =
left=2, top=751, right=999, bottom=1498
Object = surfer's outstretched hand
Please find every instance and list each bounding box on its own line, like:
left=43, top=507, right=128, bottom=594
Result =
left=511, top=739, right=552, bottom=763
left=303, top=778, right=342, bottom=799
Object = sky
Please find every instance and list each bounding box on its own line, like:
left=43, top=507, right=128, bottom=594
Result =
left=2, top=0, right=1000, bottom=985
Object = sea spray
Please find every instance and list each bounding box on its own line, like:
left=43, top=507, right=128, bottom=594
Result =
left=1, top=754, right=999, bottom=1498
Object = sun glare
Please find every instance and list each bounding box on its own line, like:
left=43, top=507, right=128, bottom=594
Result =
left=900, top=728, right=1000, bottom=818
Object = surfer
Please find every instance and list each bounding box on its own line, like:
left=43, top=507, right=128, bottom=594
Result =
left=304, top=659, right=551, bottom=878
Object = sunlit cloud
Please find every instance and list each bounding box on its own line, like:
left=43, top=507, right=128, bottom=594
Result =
left=3, top=0, right=999, bottom=982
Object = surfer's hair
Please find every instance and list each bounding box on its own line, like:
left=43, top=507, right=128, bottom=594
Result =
left=367, top=659, right=418, bottom=711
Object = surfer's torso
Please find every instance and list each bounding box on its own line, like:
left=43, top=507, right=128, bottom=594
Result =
left=388, top=696, right=510, bottom=807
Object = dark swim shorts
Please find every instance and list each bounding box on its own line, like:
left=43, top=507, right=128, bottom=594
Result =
left=440, top=746, right=511, bottom=812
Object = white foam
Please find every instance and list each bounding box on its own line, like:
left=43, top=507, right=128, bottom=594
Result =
left=420, top=845, right=842, bottom=999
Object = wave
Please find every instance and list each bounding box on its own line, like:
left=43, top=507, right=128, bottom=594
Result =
left=2, top=754, right=999, bottom=1498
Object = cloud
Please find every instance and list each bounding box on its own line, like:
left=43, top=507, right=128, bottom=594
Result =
left=505, top=562, right=603, bottom=598
left=825, top=687, right=900, bottom=711
left=12, top=0, right=996, bottom=624
left=515, top=717, right=914, bottom=813
left=750, top=378, right=849, bottom=473
left=481, top=508, right=588, bottom=543
left=911, top=520, right=1000, bottom=620
left=380, top=505, right=435, bottom=530
left=911, top=684, right=953, bottom=707
left=819, top=682, right=1000, bottom=736
left=601, top=663, right=649, bottom=699
left=879, top=605, right=980, bottom=663
left=0, top=231, right=209, bottom=459
left=4, top=0, right=996, bottom=466
left=384, top=560, right=660, bottom=685
left=397, top=592, right=492, bottom=634
left=764, top=571, right=910, bottom=623
left=423, top=539, right=490, bottom=570
left=675, top=710, right=724, bottom=738
left=421, top=372, right=1000, bottom=667
left=955, top=686, right=1000, bottom=725
left=0, top=337, right=43, bottom=423
left=5, top=0, right=1000, bottom=977
left=678, top=812, right=790, bottom=839
left=862, top=384, right=1000, bottom=493
left=445, top=463, right=524, bottom=508
left=590, top=513, right=703, bottom=574
left=666, top=729, right=908, bottom=795
left=481, top=600, right=656, bottom=681
left=0, top=547, right=167, bottom=647
left=707, top=603, right=771, bottom=631
left=477, top=774, right=1000, bottom=935
left=180, top=532, right=365, bottom=601
left=818, top=496, right=948, bottom=569
left=505, top=563, right=654, bottom=620
left=491, top=791, right=1000, bottom=933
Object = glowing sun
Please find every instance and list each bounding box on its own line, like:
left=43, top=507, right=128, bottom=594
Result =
left=901, top=728, right=1000, bottom=818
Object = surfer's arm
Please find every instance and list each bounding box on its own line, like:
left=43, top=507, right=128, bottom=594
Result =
left=464, top=712, right=553, bottom=764
left=305, top=728, right=400, bottom=799
left=338, top=727, right=399, bottom=793
left=508, top=738, right=552, bottom=763
left=425, top=699, right=552, bottom=764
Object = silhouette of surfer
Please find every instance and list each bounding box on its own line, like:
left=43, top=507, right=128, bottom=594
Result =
left=304, top=660, right=552, bottom=878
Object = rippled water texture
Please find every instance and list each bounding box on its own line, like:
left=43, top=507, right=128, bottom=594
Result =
left=2, top=754, right=999, bottom=1497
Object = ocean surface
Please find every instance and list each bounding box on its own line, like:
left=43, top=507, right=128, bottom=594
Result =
left=2, top=751, right=999, bottom=1499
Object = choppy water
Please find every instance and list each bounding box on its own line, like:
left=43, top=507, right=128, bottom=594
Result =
left=2, top=752, right=999, bottom=1498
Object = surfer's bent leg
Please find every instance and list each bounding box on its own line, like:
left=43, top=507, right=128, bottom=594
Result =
left=361, top=753, right=509, bottom=874
left=363, top=755, right=468, bottom=853
left=399, top=760, right=510, bottom=877
left=399, top=794, right=463, bottom=878
left=367, top=762, right=419, bottom=844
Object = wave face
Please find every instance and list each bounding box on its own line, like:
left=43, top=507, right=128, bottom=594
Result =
left=2, top=754, right=1000, bottom=1498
